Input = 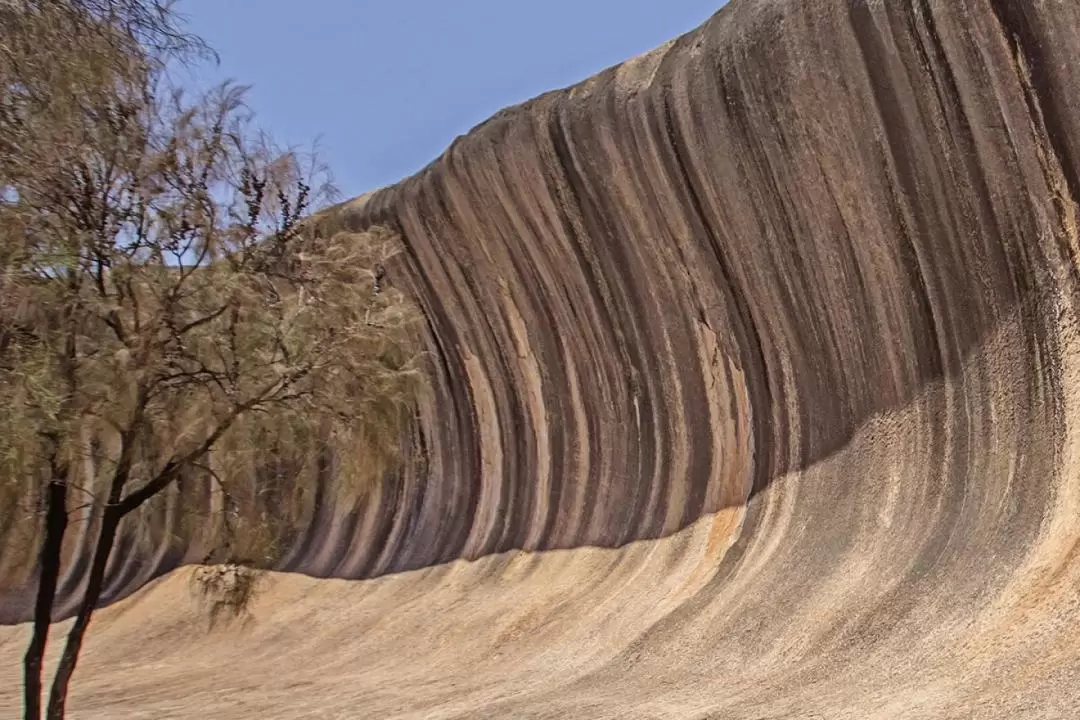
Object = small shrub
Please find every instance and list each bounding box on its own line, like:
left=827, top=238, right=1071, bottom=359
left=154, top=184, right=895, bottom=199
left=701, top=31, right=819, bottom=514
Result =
left=189, top=563, right=266, bottom=630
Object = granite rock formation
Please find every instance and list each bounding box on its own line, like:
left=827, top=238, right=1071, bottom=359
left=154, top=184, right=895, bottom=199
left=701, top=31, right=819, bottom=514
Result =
left=3, top=0, right=1080, bottom=716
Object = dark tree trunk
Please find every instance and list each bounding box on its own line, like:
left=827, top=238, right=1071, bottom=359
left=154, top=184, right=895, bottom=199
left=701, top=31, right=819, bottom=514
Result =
left=23, top=479, right=69, bottom=720
left=44, top=507, right=120, bottom=720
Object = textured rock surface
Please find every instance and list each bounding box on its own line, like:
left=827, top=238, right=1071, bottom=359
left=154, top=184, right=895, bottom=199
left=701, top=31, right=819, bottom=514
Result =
left=4, top=0, right=1080, bottom=716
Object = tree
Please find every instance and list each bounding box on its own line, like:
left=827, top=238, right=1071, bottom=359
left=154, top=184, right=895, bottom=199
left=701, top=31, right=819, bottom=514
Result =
left=0, top=2, right=419, bottom=718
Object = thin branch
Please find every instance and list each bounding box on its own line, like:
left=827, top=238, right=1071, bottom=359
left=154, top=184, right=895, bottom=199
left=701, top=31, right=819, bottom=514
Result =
left=114, top=371, right=298, bottom=516
left=173, top=301, right=228, bottom=337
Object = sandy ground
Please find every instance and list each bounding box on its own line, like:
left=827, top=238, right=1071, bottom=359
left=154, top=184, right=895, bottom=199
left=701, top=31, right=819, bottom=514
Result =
left=3, top=307, right=1080, bottom=718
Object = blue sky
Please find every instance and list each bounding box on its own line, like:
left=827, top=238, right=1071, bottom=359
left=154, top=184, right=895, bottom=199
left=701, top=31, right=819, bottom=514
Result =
left=179, top=1, right=723, bottom=200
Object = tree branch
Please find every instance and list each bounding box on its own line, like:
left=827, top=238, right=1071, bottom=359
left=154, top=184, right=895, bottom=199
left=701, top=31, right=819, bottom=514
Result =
left=114, top=370, right=302, bottom=516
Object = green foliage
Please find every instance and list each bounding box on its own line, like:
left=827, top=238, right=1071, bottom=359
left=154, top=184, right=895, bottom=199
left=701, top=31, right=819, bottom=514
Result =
left=0, top=0, right=422, bottom=603
left=3, top=4, right=427, bottom=717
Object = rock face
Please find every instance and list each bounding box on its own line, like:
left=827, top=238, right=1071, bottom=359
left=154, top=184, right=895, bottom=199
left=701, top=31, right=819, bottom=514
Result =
left=4, top=0, right=1080, bottom=716
left=336, top=0, right=1080, bottom=583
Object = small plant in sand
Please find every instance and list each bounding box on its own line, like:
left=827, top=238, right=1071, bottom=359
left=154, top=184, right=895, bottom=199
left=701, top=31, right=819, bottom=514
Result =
left=189, top=564, right=266, bottom=630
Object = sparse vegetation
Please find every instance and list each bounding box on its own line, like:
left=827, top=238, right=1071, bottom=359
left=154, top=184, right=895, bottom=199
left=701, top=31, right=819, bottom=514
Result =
left=0, top=2, right=421, bottom=718
left=189, top=563, right=265, bottom=630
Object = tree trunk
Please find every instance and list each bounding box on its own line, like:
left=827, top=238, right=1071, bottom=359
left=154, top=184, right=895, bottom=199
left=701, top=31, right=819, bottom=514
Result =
left=23, top=480, right=69, bottom=720
left=44, top=506, right=120, bottom=720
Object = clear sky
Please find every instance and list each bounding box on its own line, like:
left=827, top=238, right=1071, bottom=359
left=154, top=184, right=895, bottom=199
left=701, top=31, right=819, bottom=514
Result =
left=179, top=1, right=724, bottom=200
